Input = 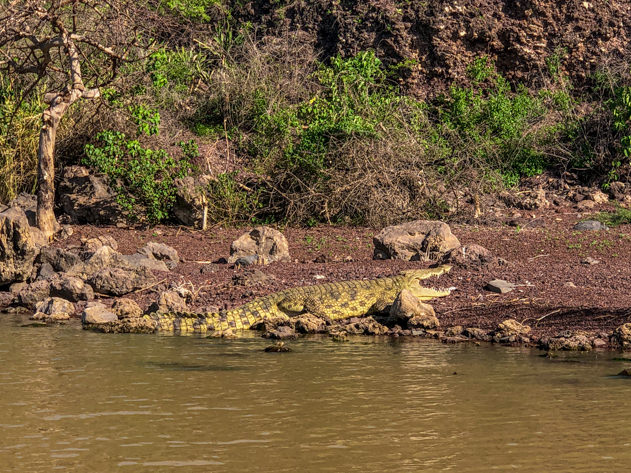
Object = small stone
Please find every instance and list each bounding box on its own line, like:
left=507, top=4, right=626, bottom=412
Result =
left=233, top=255, right=259, bottom=267
left=264, top=342, right=292, bottom=352
left=617, top=369, right=631, bottom=377
left=295, top=314, right=327, bottom=334
left=313, top=274, right=326, bottom=280
left=313, top=254, right=329, bottom=263
left=463, top=327, right=491, bottom=341
left=485, top=279, right=516, bottom=294
left=588, top=190, right=608, bottom=204
left=564, top=282, right=577, bottom=288
left=494, top=319, right=531, bottom=342
left=264, top=325, right=297, bottom=340
left=576, top=200, right=595, bottom=210
left=573, top=220, right=608, bottom=231
left=580, top=257, right=600, bottom=265
left=232, top=269, right=274, bottom=287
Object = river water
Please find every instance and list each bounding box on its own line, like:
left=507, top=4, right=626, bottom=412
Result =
left=1, top=313, right=630, bottom=472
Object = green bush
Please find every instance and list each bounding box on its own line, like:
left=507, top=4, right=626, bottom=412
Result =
left=83, top=130, right=193, bottom=223
left=253, top=51, right=403, bottom=179
left=437, top=57, right=550, bottom=186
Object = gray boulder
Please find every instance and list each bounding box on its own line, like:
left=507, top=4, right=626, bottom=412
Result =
left=373, top=220, right=460, bottom=261
left=137, top=242, right=179, bottom=270
left=147, top=290, right=188, bottom=315
left=17, top=280, right=52, bottom=309
left=121, top=253, right=169, bottom=272
left=39, top=247, right=82, bottom=272
left=32, top=297, right=75, bottom=321
left=0, top=207, right=39, bottom=284
left=88, top=266, right=155, bottom=296
left=229, top=226, right=291, bottom=265
left=81, top=302, right=118, bottom=324
left=50, top=274, right=94, bottom=302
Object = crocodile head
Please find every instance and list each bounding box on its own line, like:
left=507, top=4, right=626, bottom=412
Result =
left=400, top=264, right=452, bottom=301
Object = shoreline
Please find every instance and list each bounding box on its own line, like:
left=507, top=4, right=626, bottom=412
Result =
left=3, top=199, right=631, bottom=352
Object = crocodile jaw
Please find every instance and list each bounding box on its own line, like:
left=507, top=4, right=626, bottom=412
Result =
left=408, top=285, right=451, bottom=301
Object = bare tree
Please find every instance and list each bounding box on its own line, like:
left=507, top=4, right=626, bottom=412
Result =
left=0, top=0, right=149, bottom=239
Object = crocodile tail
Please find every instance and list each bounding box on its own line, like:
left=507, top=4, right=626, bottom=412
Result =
left=147, top=306, right=267, bottom=334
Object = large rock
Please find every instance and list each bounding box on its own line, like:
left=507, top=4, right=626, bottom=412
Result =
left=173, top=175, right=212, bottom=227
left=8, top=193, right=37, bottom=226
left=88, top=267, right=155, bottom=296
left=50, top=274, right=94, bottom=302
left=0, top=207, right=39, bottom=284
left=228, top=226, right=291, bottom=265
left=32, top=297, right=75, bottom=321
left=147, top=290, right=188, bottom=315
left=121, top=253, right=169, bottom=272
left=137, top=242, right=179, bottom=270
left=17, top=280, right=52, bottom=309
left=112, top=298, right=143, bottom=320
left=57, top=166, right=126, bottom=225
left=39, top=247, right=82, bottom=272
left=373, top=220, right=460, bottom=261
left=81, top=302, right=118, bottom=325
left=67, top=245, right=127, bottom=279
left=389, top=289, right=440, bottom=329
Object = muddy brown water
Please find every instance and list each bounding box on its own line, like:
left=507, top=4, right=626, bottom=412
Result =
left=1, top=313, right=631, bottom=472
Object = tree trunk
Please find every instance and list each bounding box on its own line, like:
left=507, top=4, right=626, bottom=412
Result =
left=37, top=100, right=68, bottom=240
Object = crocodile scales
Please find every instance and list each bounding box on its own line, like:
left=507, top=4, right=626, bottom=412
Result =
left=113, top=265, right=452, bottom=334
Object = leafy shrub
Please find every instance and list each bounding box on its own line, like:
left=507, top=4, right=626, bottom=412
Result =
left=437, top=57, right=550, bottom=186
left=83, top=130, right=193, bottom=223
left=253, top=51, right=403, bottom=180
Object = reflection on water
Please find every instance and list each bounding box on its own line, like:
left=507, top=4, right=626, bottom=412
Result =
left=0, top=312, right=630, bottom=472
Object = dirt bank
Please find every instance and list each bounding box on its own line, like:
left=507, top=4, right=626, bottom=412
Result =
left=50, top=198, right=631, bottom=349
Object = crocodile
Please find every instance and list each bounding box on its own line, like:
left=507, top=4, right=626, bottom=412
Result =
left=112, top=265, right=452, bottom=334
